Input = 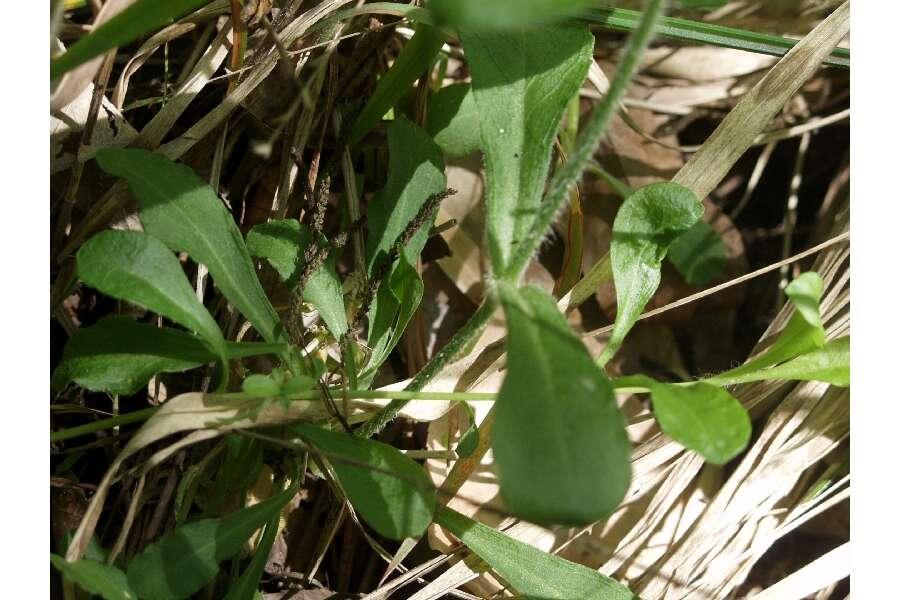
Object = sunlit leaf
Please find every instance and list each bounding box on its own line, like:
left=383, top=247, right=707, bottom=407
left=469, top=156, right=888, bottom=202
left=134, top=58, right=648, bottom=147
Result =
left=707, top=336, right=849, bottom=387
left=495, top=284, right=630, bottom=525
left=461, top=25, right=593, bottom=273
left=599, top=182, right=703, bottom=365
left=616, top=375, right=750, bottom=465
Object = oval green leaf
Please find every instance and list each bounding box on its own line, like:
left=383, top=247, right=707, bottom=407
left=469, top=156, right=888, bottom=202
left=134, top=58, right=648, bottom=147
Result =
left=293, top=423, right=437, bottom=539
left=495, top=284, right=630, bottom=525
left=618, top=376, right=751, bottom=465
left=52, top=316, right=284, bottom=395
left=599, top=182, right=703, bottom=365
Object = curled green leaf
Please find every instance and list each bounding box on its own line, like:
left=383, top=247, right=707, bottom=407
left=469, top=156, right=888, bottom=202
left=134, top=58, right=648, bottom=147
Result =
left=599, top=182, right=703, bottom=366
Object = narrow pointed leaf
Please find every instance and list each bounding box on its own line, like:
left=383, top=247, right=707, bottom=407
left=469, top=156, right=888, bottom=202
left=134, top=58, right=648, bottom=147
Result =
left=426, top=83, right=481, bottom=157
left=51, top=0, right=211, bottom=79
left=495, top=284, right=630, bottom=525
left=434, top=507, right=636, bottom=600
left=364, top=118, right=444, bottom=374
left=616, top=375, right=750, bottom=465
left=293, top=423, right=436, bottom=539
left=348, top=24, right=447, bottom=145
left=95, top=149, right=285, bottom=346
left=77, top=230, right=228, bottom=386
left=52, top=316, right=284, bottom=395
left=222, top=497, right=283, bottom=600
left=600, top=182, right=703, bottom=365
left=708, top=336, right=849, bottom=387
left=712, top=271, right=826, bottom=380
left=50, top=555, right=136, bottom=600
left=461, top=25, right=593, bottom=273
left=363, top=251, right=425, bottom=379
left=247, top=219, right=348, bottom=338
left=668, top=220, right=726, bottom=286
left=366, top=117, right=446, bottom=272
left=126, top=485, right=297, bottom=600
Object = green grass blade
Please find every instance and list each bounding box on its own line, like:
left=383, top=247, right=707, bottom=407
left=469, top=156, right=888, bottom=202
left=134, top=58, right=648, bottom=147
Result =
left=584, top=7, right=849, bottom=69
left=51, top=0, right=213, bottom=79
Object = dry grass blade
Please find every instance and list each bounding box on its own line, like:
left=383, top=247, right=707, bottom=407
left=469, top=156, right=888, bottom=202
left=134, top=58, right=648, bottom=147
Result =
left=752, top=542, right=849, bottom=600
left=672, top=1, right=849, bottom=200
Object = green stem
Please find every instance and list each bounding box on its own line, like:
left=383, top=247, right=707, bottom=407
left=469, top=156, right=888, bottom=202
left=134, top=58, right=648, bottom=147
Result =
left=504, top=0, right=665, bottom=282
left=356, top=298, right=497, bottom=438
left=51, top=407, right=159, bottom=443
left=584, top=7, right=849, bottom=69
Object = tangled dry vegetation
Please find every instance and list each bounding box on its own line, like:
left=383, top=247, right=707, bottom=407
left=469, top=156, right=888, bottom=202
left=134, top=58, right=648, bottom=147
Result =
left=51, top=1, right=849, bottom=598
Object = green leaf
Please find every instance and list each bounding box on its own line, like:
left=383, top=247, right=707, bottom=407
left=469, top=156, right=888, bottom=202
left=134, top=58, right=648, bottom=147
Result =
left=51, top=555, right=137, bottom=600
left=425, top=83, right=481, bottom=157
left=668, top=220, right=726, bottom=286
left=599, top=182, right=703, bottom=365
left=363, top=251, right=425, bottom=379
left=242, top=374, right=281, bottom=398
left=363, top=117, right=444, bottom=375
left=293, top=423, right=436, bottom=539
left=223, top=494, right=283, bottom=600
left=366, top=117, right=446, bottom=272
left=348, top=24, right=447, bottom=145
left=430, top=0, right=596, bottom=29
left=95, top=149, right=285, bottom=347
left=51, top=0, right=211, bottom=79
left=246, top=219, right=348, bottom=338
left=711, top=272, right=826, bottom=380
left=456, top=402, right=479, bottom=459
left=617, top=376, right=750, bottom=465
left=77, top=230, right=229, bottom=388
left=678, top=0, right=729, bottom=11
left=434, top=507, right=636, bottom=600
left=495, top=284, right=630, bottom=525
left=707, top=336, right=850, bottom=387
left=126, top=485, right=296, bottom=600
left=52, top=316, right=285, bottom=395
left=461, top=25, right=593, bottom=273
left=583, top=7, right=848, bottom=69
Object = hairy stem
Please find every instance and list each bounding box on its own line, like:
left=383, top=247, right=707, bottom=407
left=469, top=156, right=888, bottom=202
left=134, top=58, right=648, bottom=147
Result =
left=505, top=0, right=665, bottom=282
left=356, top=298, right=497, bottom=438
